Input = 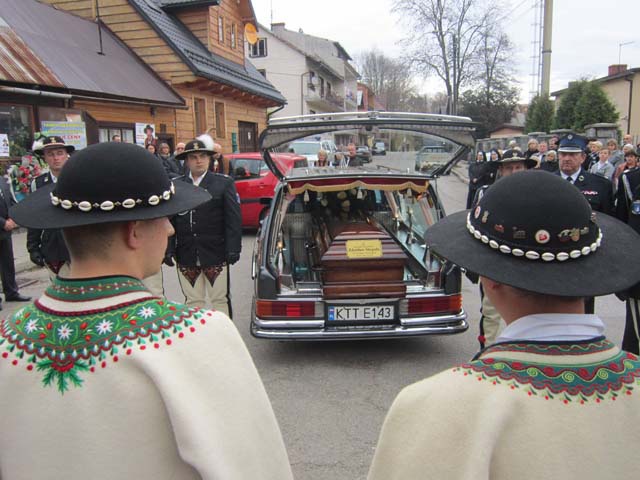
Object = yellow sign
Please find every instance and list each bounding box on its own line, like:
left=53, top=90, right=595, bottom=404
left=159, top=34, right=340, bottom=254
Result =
left=245, top=23, right=258, bottom=45
left=346, top=239, right=383, bottom=259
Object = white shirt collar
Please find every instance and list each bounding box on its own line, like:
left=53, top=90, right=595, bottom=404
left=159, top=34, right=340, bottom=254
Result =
left=50, top=172, right=58, bottom=183
left=495, top=313, right=605, bottom=343
left=560, top=170, right=580, bottom=183
left=189, top=171, right=206, bottom=186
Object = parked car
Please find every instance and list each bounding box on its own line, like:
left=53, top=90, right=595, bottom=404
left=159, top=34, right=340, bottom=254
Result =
left=356, top=145, right=372, bottom=163
left=372, top=141, right=387, bottom=155
left=415, top=144, right=455, bottom=174
left=251, top=112, right=475, bottom=340
left=287, top=139, right=337, bottom=166
left=226, top=152, right=306, bottom=228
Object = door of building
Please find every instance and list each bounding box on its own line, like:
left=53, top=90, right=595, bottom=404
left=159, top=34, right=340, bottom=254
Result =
left=238, top=121, right=258, bottom=152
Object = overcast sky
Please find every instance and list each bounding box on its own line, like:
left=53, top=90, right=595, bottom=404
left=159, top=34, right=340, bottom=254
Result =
left=252, top=0, right=640, bottom=102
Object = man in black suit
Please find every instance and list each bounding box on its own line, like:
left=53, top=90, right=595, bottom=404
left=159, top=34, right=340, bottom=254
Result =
left=0, top=176, right=30, bottom=306
left=165, top=139, right=242, bottom=317
left=27, top=136, right=73, bottom=277
left=558, top=134, right=614, bottom=214
left=557, top=134, right=614, bottom=314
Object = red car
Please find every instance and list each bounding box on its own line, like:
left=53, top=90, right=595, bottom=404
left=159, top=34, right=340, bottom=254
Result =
left=226, top=152, right=307, bottom=228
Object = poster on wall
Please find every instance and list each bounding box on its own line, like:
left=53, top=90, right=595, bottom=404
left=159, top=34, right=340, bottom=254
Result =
left=135, top=123, right=156, bottom=147
left=0, top=134, right=9, bottom=157
left=40, top=121, right=87, bottom=150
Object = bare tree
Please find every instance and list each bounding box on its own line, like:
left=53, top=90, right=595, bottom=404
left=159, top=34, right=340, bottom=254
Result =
left=355, top=49, right=418, bottom=111
left=393, top=0, right=503, bottom=115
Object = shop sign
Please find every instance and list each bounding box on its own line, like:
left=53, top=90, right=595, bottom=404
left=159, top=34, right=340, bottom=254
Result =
left=41, top=121, right=87, bottom=150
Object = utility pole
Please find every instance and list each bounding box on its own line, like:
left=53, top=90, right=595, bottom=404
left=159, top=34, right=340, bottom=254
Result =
left=451, top=33, right=457, bottom=115
left=540, top=0, right=553, bottom=96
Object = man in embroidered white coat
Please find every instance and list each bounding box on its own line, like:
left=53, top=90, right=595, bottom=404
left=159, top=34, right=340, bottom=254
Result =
left=368, top=171, right=640, bottom=480
left=0, top=143, right=293, bottom=480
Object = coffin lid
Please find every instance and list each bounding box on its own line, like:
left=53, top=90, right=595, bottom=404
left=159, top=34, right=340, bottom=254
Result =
left=260, top=111, right=476, bottom=180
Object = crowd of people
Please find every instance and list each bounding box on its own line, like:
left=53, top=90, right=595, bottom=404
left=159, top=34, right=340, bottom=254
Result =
left=0, top=129, right=639, bottom=479
left=467, top=133, right=640, bottom=357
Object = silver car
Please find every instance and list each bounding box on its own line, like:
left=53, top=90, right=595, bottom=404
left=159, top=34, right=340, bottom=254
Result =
left=251, top=112, right=475, bottom=340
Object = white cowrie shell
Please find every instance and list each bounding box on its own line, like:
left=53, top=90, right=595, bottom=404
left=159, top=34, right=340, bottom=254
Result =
left=61, top=199, right=73, bottom=210
left=570, top=250, right=581, bottom=259
left=499, top=245, right=511, bottom=254
left=581, top=246, right=591, bottom=255
left=148, top=195, right=160, bottom=206
left=78, top=201, right=92, bottom=212
left=556, top=252, right=569, bottom=261
left=489, top=240, right=499, bottom=249
left=525, top=251, right=540, bottom=260
left=481, top=235, right=489, bottom=244
left=474, top=231, right=482, bottom=240
left=100, top=201, right=114, bottom=211
left=51, top=195, right=60, bottom=206
left=122, top=198, right=136, bottom=209
left=512, top=249, right=524, bottom=257
left=163, top=190, right=171, bottom=200
left=541, top=253, right=555, bottom=262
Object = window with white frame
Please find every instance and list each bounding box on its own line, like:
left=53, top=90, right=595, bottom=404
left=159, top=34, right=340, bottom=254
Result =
left=249, top=38, right=267, bottom=57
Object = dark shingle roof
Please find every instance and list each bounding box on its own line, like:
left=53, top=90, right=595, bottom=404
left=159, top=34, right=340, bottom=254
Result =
left=130, top=0, right=285, bottom=105
left=159, top=0, right=220, bottom=11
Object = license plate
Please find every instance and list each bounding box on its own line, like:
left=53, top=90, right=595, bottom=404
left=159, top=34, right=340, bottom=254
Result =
left=327, top=304, right=395, bottom=322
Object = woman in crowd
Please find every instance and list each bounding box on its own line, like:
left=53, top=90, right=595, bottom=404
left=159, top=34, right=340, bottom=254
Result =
left=466, top=150, right=495, bottom=209
left=317, top=149, right=329, bottom=167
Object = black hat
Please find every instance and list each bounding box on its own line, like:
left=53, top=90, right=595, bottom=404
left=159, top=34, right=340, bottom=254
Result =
left=425, top=170, right=640, bottom=297
left=558, top=133, right=587, bottom=153
left=35, top=136, right=75, bottom=155
left=10, top=142, right=210, bottom=229
left=497, top=149, right=537, bottom=169
left=175, top=139, right=215, bottom=160
left=144, top=124, right=154, bottom=134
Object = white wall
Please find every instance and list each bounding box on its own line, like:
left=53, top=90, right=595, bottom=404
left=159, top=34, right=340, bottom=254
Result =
left=248, top=28, right=307, bottom=118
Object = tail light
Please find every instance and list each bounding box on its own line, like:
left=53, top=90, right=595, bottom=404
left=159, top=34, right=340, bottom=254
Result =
left=256, top=300, right=317, bottom=318
left=404, top=295, right=462, bottom=316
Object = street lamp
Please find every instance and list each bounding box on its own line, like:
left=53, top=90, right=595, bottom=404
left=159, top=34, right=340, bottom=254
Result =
left=618, top=41, right=634, bottom=65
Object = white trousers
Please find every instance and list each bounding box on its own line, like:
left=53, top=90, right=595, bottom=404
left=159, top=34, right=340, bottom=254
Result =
left=177, top=265, right=230, bottom=316
left=142, top=269, right=165, bottom=297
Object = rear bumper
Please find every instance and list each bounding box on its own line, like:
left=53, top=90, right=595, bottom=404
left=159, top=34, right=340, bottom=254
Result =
left=250, top=310, right=468, bottom=340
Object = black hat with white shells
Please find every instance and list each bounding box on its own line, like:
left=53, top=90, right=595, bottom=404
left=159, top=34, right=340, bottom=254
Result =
left=10, top=142, right=211, bottom=228
left=424, top=170, right=640, bottom=297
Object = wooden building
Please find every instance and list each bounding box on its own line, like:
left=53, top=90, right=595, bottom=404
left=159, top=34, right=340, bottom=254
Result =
left=1, top=0, right=284, bottom=160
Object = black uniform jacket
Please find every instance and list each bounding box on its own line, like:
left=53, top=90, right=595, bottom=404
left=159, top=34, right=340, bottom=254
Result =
left=169, top=172, right=242, bottom=267
left=26, top=173, right=70, bottom=263
left=0, top=176, right=15, bottom=240
left=468, top=161, right=496, bottom=189
left=559, top=168, right=614, bottom=215
left=616, top=167, right=640, bottom=234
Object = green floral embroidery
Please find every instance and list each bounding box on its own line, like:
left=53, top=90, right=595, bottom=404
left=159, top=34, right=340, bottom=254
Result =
left=455, top=341, right=640, bottom=405
left=0, top=277, right=211, bottom=393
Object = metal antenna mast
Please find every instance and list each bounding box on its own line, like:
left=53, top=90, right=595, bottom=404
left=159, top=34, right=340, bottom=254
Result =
left=529, top=0, right=544, bottom=100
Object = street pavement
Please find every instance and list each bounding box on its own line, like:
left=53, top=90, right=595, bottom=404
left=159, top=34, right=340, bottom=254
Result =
left=5, top=159, right=627, bottom=480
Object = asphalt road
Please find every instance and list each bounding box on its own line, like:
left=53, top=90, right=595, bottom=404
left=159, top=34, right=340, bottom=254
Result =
left=8, top=155, right=628, bottom=480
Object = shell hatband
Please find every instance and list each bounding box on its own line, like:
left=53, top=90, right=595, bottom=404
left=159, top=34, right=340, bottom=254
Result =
left=50, top=182, right=176, bottom=212
left=466, top=213, right=602, bottom=262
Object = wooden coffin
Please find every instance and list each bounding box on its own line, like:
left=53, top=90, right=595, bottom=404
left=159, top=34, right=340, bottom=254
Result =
left=320, top=221, right=407, bottom=298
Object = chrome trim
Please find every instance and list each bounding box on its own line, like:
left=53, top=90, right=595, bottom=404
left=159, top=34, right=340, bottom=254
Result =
left=400, top=310, right=466, bottom=326
left=251, top=311, right=467, bottom=340
left=253, top=317, right=325, bottom=329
